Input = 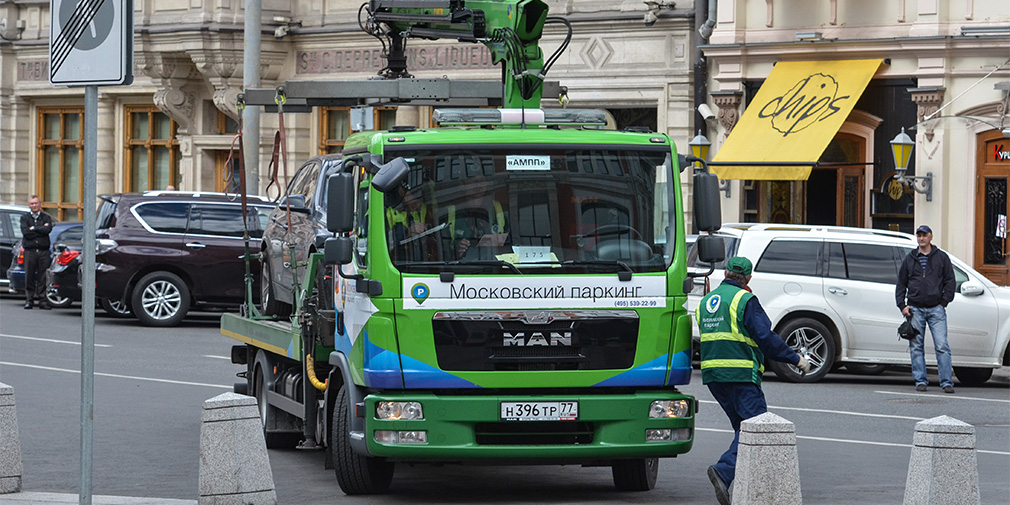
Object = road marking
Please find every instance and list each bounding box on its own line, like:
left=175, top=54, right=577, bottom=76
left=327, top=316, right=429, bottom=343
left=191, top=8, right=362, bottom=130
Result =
left=0, top=333, right=112, bottom=348
left=0, top=361, right=231, bottom=389
left=699, top=399, right=926, bottom=421
left=697, top=428, right=1010, bottom=456
left=875, top=390, right=1010, bottom=404
left=203, top=355, right=231, bottom=360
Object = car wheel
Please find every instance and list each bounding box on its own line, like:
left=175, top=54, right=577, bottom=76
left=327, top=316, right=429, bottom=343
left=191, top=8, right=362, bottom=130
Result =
left=612, top=458, right=659, bottom=491
left=46, top=289, right=73, bottom=309
left=131, top=271, right=190, bottom=327
left=260, top=255, right=291, bottom=318
left=99, top=297, right=133, bottom=318
left=953, top=367, right=993, bottom=386
left=768, top=317, right=837, bottom=383
left=845, top=363, right=889, bottom=375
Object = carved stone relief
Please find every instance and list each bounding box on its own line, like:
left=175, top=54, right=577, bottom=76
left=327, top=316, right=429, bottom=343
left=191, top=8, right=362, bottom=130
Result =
left=711, top=91, right=742, bottom=133
left=910, top=87, right=945, bottom=142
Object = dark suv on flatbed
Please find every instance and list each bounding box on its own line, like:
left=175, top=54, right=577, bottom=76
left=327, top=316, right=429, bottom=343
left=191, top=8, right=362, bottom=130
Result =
left=95, top=191, right=274, bottom=326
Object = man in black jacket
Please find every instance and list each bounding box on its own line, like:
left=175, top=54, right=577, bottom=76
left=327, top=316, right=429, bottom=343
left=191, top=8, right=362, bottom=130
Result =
left=895, top=225, right=956, bottom=393
left=19, top=195, right=53, bottom=310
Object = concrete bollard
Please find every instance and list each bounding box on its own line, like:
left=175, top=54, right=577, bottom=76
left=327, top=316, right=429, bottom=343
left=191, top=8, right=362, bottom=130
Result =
left=199, top=392, right=277, bottom=505
left=733, top=411, right=802, bottom=505
left=903, top=415, right=980, bottom=505
left=0, top=383, right=23, bottom=494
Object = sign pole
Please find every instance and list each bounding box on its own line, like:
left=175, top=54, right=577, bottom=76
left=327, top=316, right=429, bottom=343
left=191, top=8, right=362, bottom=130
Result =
left=79, top=84, right=97, bottom=505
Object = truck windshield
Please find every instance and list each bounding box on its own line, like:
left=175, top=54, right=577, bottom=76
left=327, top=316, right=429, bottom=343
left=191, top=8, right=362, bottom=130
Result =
left=383, top=145, right=676, bottom=275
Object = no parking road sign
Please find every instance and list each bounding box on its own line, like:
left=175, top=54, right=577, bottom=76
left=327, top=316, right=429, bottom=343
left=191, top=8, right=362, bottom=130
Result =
left=49, top=0, right=133, bottom=86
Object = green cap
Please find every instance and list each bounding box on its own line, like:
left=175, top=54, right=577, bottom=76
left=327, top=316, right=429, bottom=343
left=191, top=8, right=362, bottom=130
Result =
left=726, top=256, right=753, bottom=276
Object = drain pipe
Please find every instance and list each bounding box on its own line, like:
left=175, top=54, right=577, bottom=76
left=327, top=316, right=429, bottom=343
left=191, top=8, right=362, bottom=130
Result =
left=694, top=0, right=716, bottom=136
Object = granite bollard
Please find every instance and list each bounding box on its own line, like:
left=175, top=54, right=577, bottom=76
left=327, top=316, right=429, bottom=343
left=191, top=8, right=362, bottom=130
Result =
left=0, top=383, right=23, bottom=494
left=199, top=392, right=277, bottom=505
left=733, top=411, right=802, bottom=505
left=903, top=415, right=980, bottom=505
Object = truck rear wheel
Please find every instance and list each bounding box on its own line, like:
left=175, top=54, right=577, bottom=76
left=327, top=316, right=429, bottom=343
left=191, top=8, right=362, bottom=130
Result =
left=253, top=366, right=301, bottom=449
left=612, top=457, right=659, bottom=491
left=332, top=385, right=394, bottom=494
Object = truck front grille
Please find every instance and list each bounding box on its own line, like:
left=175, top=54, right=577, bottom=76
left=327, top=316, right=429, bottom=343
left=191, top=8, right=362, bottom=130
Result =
left=432, top=310, right=639, bottom=372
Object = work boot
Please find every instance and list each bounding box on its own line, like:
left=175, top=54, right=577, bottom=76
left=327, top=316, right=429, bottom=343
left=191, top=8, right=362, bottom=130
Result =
left=707, top=465, right=731, bottom=505
left=915, top=384, right=927, bottom=392
left=24, top=301, right=32, bottom=310
left=38, top=302, right=51, bottom=310
left=943, top=386, right=955, bottom=394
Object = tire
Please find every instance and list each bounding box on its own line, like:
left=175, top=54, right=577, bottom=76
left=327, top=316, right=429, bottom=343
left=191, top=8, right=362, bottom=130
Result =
left=99, top=297, right=133, bottom=318
left=845, top=363, right=889, bottom=375
left=46, top=289, right=73, bottom=309
left=253, top=366, right=302, bottom=449
left=612, top=458, right=659, bottom=491
left=768, top=317, right=837, bottom=383
left=332, top=385, right=394, bottom=495
left=260, top=256, right=291, bottom=319
left=131, top=271, right=190, bottom=327
left=953, top=367, right=993, bottom=386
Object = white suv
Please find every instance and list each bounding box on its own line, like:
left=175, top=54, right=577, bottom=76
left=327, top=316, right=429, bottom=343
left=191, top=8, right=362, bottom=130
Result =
left=687, top=224, right=1010, bottom=385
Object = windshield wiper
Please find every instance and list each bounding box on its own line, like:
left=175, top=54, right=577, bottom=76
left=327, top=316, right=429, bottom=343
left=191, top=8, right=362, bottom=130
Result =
left=402, top=259, right=523, bottom=275
left=514, top=258, right=633, bottom=281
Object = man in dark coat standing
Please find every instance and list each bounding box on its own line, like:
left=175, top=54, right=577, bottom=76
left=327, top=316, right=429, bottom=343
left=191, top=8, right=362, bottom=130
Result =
left=896, top=224, right=956, bottom=393
left=20, top=195, right=53, bottom=309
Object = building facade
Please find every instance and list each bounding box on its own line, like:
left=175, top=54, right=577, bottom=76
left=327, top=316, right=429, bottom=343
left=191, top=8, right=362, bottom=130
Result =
left=0, top=0, right=699, bottom=219
left=700, top=0, right=1010, bottom=284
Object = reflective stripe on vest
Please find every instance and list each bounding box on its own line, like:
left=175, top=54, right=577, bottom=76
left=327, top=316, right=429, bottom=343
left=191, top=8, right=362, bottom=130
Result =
left=386, top=205, right=426, bottom=228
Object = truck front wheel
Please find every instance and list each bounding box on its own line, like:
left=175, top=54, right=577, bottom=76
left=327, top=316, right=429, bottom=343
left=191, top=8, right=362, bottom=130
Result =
left=612, top=457, right=659, bottom=491
left=332, top=386, right=394, bottom=494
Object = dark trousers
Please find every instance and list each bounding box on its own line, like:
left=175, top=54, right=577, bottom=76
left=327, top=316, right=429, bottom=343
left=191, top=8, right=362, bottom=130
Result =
left=24, top=248, right=51, bottom=303
left=707, top=381, right=768, bottom=486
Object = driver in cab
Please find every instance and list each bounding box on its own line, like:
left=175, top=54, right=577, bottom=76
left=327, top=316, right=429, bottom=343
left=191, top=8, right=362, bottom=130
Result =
left=446, top=177, right=509, bottom=260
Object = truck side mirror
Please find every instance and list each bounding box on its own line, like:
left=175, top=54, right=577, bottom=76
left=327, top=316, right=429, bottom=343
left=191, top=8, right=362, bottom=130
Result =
left=324, top=236, right=353, bottom=266
left=693, top=172, right=722, bottom=232
left=696, top=235, right=725, bottom=264
left=326, top=173, right=355, bottom=233
left=370, top=158, right=410, bottom=193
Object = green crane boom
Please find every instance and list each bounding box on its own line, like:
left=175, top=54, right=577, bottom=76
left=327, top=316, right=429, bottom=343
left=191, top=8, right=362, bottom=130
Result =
left=363, top=0, right=558, bottom=108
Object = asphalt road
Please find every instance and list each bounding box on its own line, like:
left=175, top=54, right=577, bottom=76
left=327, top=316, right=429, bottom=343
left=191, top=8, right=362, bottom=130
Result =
left=0, top=294, right=1007, bottom=504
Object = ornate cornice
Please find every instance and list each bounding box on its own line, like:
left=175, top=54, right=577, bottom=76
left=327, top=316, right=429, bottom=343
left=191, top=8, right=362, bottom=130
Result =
left=909, top=87, right=945, bottom=141
left=711, top=91, right=743, bottom=133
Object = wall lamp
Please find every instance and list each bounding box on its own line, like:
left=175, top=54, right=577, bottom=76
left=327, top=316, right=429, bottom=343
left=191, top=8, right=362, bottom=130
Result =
left=688, top=131, right=730, bottom=198
left=891, top=127, right=932, bottom=201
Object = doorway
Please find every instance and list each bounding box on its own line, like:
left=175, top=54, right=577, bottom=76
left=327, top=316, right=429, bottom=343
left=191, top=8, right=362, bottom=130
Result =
left=975, top=130, right=1010, bottom=285
left=805, top=133, right=866, bottom=227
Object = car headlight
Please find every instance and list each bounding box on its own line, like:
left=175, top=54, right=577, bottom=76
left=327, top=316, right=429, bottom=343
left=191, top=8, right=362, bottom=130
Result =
left=375, top=401, right=423, bottom=420
left=649, top=400, right=691, bottom=418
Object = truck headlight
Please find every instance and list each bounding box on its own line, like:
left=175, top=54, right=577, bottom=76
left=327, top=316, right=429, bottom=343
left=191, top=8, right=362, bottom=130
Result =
left=376, top=401, right=424, bottom=420
left=649, top=400, right=690, bottom=418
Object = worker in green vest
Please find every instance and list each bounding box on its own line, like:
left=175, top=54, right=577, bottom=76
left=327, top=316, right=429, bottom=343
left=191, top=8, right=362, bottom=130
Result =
left=696, top=256, right=810, bottom=505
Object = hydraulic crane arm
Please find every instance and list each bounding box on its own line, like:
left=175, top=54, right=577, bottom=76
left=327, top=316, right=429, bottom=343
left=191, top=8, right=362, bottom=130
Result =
left=361, top=0, right=568, bottom=109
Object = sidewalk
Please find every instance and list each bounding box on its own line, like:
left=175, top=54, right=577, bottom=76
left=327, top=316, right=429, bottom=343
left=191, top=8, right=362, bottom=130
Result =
left=0, top=493, right=195, bottom=505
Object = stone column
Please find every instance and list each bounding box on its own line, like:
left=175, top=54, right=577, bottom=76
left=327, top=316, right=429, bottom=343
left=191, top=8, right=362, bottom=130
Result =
left=733, top=411, right=802, bottom=505
left=0, top=383, right=23, bottom=494
left=903, top=415, right=980, bottom=505
left=199, top=392, right=276, bottom=505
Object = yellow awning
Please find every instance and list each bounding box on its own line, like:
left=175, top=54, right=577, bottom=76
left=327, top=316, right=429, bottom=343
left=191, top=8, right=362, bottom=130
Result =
left=711, top=59, right=882, bottom=180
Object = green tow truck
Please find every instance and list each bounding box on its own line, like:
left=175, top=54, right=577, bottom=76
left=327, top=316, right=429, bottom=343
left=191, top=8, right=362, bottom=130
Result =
left=222, top=0, right=726, bottom=494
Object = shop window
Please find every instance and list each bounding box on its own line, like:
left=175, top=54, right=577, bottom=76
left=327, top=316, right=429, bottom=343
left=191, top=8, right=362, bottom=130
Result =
left=319, top=106, right=396, bottom=154
left=125, top=105, right=180, bottom=191
left=36, top=107, right=83, bottom=221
